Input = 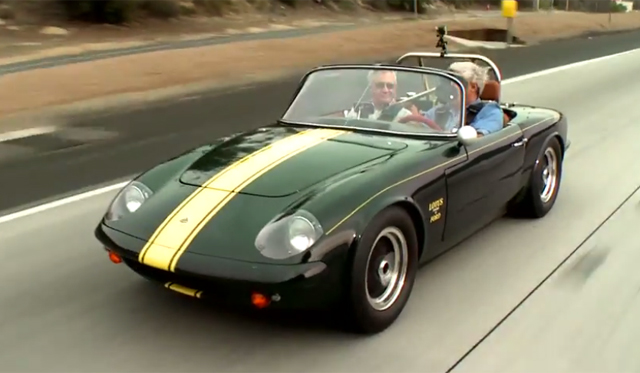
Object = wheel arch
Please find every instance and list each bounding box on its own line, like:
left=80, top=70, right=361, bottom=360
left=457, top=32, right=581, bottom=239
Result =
left=553, top=134, right=566, bottom=159
left=352, top=197, right=427, bottom=260
left=537, top=132, right=565, bottom=160
left=509, top=131, right=563, bottom=208
left=389, top=200, right=427, bottom=260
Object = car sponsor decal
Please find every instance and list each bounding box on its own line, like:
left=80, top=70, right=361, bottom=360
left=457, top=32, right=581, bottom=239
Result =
left=138, top=128, right=348, bottom=272
left=428, top=197, right=444, bottom=223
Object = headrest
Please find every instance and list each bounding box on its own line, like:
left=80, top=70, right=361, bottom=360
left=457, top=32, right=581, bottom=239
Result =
left=480, top=80, right=500, bottom=101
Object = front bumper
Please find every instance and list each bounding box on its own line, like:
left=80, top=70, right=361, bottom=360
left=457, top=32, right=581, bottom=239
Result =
left=95, top=223, right=347, bottom=310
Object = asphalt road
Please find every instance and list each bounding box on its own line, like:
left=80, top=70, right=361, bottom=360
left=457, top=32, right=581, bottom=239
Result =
left=1, top=29, right=640, bottom=215
left=1, top=33, right=640, bottom=371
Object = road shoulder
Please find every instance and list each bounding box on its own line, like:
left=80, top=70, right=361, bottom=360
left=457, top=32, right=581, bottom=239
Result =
left=451, top=186, right=640, bottom=373
left=1, top=11, right=640, bottom=130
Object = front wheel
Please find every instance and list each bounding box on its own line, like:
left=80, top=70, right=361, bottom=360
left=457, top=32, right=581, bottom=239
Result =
left=344, top=206, right=419, bottom=334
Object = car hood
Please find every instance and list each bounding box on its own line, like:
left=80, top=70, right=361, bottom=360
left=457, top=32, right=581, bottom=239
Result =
left=178, top=126, right=408, bottom=197
left=105, top=125, right=416, bottom=265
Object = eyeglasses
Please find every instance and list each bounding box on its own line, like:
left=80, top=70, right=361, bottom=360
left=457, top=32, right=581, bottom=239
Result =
left=374, top=81, right=395, bottom=90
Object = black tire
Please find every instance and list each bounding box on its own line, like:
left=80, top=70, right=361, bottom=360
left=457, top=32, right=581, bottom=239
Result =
left=510, top=137, right=563, bottom=218
left=344, top=206, right=419, bottom=334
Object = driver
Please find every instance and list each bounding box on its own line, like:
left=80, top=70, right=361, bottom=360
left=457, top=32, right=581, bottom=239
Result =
left=417, top=80, right=462, bottom=132
left=421, top=61, right=503, bottom=136
left=344, top=70, right=413, bottom=122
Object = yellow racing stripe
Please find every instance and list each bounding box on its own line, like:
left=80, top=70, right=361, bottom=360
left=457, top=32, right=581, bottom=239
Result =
left=137, top=129, right=310, bottom=264
left=138, top=128, right=347, bottom=272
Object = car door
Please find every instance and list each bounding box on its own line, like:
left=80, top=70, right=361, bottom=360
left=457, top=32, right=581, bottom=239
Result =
left=442, top=124, right=527, bottom=247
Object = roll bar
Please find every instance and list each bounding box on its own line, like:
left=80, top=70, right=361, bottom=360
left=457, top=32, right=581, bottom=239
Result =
left=395, top=25, right=503, bottom=82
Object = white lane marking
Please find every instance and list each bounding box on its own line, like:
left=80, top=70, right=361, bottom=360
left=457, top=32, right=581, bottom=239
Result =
left=0, top=126, right=57, bottom=143
left=0, top=46, right=639, bottom=225
left=0, top=182, right=128, bottom=224
left=503, top=48, right=640, bottom=84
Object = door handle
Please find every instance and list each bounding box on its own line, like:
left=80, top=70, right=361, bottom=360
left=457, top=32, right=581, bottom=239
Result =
left=512, top=138, right=528, bottom=147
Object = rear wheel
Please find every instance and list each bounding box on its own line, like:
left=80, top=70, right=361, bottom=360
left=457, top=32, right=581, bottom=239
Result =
left=510, top=138, right=563, bottom=218
left=344, top=206, right=419, bottom=334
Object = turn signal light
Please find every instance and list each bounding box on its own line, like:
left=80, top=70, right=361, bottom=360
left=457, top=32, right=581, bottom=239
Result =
left=251, top=292, right=270, bottom=309
left=108, top=250, right=122, bottom=264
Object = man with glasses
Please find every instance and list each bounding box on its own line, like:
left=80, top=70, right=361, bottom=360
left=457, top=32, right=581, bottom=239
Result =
left=345, top=70, right=413, bottom=122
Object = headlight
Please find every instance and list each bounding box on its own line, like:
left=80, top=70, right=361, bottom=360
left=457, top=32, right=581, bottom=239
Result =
left=105, top=181, right=153, bottom=222
left=254, top=210, right=324, bottom=260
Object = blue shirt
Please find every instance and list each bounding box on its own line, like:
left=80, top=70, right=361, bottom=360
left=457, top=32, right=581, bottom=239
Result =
left=422, top=99, right=503, bottom=135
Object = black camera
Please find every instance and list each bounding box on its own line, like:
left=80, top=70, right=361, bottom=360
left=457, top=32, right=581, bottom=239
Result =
left=435, top=25, right=448, bottom=56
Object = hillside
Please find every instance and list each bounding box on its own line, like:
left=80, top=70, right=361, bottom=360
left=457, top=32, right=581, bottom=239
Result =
left=0, top=0, right=628, bottom=26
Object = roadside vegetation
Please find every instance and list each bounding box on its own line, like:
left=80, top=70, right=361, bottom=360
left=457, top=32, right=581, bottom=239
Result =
left=0, top=0, right=633, bottom=25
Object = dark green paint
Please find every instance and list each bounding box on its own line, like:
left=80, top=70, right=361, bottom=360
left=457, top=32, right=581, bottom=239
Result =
left=169, top=135, right=449, bottom=266
left=178, top=128, right=410, bottom=197
left=104, top=126, right=301, bottom=243
left=177, top=193, right=300, bottom=263
left=179, top=126, right=301, bottom=188
left=99, top=103, right=568, bottom=269
left=103, top=144, right=210, bottom=241
left=239, top=132, right=407, bottom=197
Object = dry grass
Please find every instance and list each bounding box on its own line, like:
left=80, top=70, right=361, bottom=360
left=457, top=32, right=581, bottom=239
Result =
left=1, top=11, right=640, bottom=118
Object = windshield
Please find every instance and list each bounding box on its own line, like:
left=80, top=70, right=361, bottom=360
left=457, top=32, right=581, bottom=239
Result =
left=282, top=67, right=465, bottom=136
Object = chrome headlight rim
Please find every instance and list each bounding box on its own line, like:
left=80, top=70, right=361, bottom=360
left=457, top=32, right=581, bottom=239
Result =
left=104, top=180, right=153, bottom=222
left=287, top=213, right=323, bottom=252
left=255, top=209, right=324, bottom=260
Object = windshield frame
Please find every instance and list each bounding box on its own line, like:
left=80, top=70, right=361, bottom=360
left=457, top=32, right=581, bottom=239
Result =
left=279, top=64, right=468, bottom=139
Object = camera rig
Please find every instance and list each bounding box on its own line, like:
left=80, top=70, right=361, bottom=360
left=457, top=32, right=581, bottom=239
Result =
left=436, top=25, right=448, bottom=57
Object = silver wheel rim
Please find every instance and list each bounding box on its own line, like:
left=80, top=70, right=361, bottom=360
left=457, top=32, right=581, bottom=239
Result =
left=540, top=147, right=558, bottom=203
left=364, top=226, right=409, bottom=311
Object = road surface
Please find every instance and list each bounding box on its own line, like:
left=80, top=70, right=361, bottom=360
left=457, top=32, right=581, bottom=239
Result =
left=1, top=29, right=639, bottom=214
left=1, top=39, right=640, bottom=372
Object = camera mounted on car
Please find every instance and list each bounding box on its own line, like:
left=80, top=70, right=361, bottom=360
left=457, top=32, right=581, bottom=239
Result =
left=436, top=25, right=448, bottom=57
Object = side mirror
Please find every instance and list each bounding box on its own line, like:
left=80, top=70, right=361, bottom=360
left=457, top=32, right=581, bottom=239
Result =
left=456, top=125, right=478, bottom=147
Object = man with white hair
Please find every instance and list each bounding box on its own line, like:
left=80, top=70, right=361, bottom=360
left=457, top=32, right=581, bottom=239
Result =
left=344, top=70, right=413, bottom=122
left=422, top=61, right=503, bottom=136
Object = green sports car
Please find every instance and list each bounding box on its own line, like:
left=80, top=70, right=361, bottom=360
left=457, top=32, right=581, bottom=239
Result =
left=95, top=52, right=569, bottom=334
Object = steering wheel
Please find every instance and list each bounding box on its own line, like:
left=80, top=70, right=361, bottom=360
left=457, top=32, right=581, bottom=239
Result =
left=398, top=114, right=442, bottom=131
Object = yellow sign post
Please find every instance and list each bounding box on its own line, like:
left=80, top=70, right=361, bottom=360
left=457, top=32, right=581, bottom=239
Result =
left=501, top=0, right=518, bottom=46
left=502, top=0, right=518, bottom=17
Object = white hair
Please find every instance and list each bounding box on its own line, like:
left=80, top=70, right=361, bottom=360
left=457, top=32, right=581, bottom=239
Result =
left=367, top=69, right=397, bottom=84
left=448, top=61, right=490, bottom=94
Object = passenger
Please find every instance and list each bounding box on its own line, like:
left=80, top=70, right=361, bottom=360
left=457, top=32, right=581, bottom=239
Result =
left=345, top=70, right=413, bottom=122
left=422, top=62, right=503, bottom=136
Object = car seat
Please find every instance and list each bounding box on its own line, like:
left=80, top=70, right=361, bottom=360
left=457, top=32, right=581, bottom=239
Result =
left=480, top=80, right=511, bottom=127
